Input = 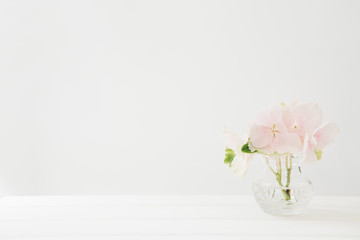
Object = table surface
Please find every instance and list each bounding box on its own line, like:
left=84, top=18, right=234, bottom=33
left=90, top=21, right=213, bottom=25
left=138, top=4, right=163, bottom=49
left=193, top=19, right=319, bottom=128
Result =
left=0, top=195, right=359, bottom=240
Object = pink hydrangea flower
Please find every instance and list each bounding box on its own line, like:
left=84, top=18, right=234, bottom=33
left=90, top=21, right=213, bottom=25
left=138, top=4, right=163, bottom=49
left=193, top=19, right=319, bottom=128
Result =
left=304, top=123, right=340, bottom=163
left=248, top=105, right=302, bottom=155
left=223, top=101, right=338, bottom=179
left=282, top=101, right=323, bottom=141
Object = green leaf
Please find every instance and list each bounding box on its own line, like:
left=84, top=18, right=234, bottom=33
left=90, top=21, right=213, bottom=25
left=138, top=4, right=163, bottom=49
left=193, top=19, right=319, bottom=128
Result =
left=224, top=148, right=236, bottom=167
left=241, top=142, right=256, bottom=153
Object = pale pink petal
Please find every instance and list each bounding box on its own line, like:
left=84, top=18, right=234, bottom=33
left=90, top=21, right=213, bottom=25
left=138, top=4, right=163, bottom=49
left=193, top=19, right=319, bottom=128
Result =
left=281, top=103, right=296, bottom=129
left=313, top=123, right=340, bottom=149
left=258, top=144, right=273, bottom=155
left=274, top=121, right=288, bottom=134
left=300, top=103, right=323, bottom=133
left=271, top=132, right=302, bottom=154
left=303, top=134, right=317, bottom=163
left=302, top=134, right=313, bottom=152
left=282, top=102, right=323, bottom=137
left=255, top=105, right=283, bottom=127
left=282, top=105, right=307, bottom=137
left=249, top=124, right=271, bottom=149
left=304, top=146, right=318, bottom=163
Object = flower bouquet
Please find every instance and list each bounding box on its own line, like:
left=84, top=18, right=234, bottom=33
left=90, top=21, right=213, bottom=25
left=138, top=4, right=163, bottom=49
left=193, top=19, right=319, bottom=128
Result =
left=223, top=101, right=339, bottom=215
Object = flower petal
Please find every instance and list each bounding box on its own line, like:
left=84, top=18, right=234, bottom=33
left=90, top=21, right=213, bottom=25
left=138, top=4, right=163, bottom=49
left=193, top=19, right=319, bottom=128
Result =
left=231, top=155, right=252, bottom=178
left=282, top=102, right=323, bottom=137
left=301, top=103, right=323, bottom=132
left=271, top=132, right=302, bottom=154
left=313, top=123, right=340, bottom=149
left=304, top=146, right=318, bottom=163
left=303, top=134, right=318, bottom=163
left=255, top=105, right=283, bottom=127
left=249, top=124, right=271, bottom=149
left=223, top=127, right=244, bottom=154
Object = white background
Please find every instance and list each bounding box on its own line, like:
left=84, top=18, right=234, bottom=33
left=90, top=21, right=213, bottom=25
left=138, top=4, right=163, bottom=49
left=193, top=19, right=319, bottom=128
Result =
left=0, top=0, right=359, bottom=196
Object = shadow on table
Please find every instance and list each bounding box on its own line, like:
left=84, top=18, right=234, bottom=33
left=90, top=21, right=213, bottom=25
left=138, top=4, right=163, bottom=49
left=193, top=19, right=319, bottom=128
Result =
left=288, top=208, right=359, bottom=221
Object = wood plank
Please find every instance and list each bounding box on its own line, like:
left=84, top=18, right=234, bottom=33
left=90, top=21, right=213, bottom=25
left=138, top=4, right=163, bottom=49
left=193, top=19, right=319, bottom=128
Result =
left=0, top=196, right=358, bottom=238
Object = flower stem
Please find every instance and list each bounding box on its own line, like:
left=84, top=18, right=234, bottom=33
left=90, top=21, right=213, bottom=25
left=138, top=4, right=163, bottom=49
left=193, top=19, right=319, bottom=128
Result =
left=276, top=174, right=291, bottom=201
left=268, top=155, right=292, bottom=201
left=286, top=156, right=292, bottom=188
left=281, top=189, right=291, bottom=201
left=283, top=156, right=292, bottom=199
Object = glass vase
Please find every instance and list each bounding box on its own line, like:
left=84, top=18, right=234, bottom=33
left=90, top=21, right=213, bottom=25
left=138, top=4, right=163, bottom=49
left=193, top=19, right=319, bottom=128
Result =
left=252, top=154, right=313, bottom=216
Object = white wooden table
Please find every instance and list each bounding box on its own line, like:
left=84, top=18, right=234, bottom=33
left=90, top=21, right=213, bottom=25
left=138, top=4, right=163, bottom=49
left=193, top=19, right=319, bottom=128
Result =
left=0, top=195, right=359, bottom=239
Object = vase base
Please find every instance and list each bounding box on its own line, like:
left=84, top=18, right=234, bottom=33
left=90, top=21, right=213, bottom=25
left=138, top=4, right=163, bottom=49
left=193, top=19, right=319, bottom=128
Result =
left=252, top=181, right=313, bottom=216
left=254, top=197, right=312, bottom=216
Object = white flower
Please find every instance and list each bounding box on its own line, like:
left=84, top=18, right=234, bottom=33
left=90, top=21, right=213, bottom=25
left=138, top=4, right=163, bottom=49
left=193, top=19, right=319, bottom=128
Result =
left=223, top=127, right=253, bottom=178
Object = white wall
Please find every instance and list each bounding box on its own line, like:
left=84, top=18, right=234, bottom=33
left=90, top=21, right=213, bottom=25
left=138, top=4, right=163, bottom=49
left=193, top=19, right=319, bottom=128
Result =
left=0, top=0, right=359, bottom=195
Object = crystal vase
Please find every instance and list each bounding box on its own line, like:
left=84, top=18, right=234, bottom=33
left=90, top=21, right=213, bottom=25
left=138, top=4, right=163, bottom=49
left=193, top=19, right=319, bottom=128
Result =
left=252, top=154, right=313, bottom=216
